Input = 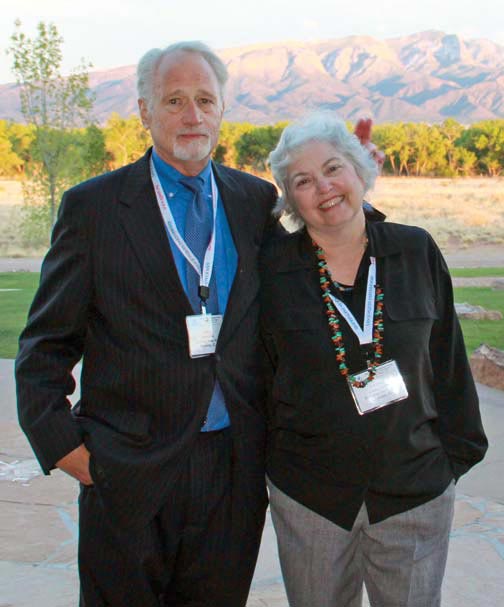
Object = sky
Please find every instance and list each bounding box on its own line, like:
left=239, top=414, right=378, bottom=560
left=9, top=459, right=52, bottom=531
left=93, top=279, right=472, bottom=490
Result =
left=1, top=0, right=504, bottom=84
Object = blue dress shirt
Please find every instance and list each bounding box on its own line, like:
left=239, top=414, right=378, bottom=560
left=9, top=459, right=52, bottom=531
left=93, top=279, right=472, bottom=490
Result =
left=151, top=149, right=236, bottom=430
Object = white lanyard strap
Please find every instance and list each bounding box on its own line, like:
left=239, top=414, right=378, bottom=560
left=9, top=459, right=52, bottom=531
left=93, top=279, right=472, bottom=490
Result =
left=328, top=257, right=376, bottom=345
left=150, top=157, right=218, bottom=291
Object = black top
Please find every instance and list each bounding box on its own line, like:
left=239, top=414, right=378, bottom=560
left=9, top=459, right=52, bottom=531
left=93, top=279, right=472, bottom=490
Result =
left=260, top=221, right=488, bottom=530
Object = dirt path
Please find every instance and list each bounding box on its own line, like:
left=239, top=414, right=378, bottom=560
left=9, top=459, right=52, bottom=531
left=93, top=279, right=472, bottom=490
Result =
left=442, top=244, right=503, bottom=268
left=0, top=244, right=502, bottom=274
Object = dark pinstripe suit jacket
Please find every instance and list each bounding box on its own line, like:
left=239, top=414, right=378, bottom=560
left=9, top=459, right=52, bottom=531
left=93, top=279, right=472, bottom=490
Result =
left=16, top=149, right=278, bottom=530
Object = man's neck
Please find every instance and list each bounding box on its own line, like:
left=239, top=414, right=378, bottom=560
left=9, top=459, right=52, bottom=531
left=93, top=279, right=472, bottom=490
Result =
left=152, top=146, right=211, bottom=177
left=152, top=148, right=211, bottom=183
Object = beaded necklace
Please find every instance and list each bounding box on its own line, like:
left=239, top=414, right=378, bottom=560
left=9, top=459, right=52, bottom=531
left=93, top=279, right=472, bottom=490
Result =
left=332, top=280, right=354, bottom=293
left=313, top=240, right=384, bottom=388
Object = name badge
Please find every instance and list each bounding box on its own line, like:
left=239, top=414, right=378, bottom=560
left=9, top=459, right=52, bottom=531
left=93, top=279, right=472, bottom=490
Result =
left=185, top=314, right=223, bottom=358
left=349, top=359, right=408, bottom=415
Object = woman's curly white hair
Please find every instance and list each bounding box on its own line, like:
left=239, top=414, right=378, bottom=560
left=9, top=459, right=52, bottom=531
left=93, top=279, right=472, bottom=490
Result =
left=268, top=111, right=379, bottom=227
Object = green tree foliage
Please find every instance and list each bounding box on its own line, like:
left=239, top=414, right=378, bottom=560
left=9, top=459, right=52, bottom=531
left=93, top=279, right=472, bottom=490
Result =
left=458, top=121, right=504, bottom=176
left=439, top=119, right=465, bottom=176
left=0, top=120, right=24, bottom=176
left=7, top=20, right=95, bottom=243
left=1, top=113, right=504, bottom=190
left=103, top=113, right=151, bottom=169
left=6, top=121, right=35, bottom=170
left=450, top=146, right=478, bottom=176
left=411, top=123, right=446, bottom=175
left=373, top=120, right=490, bottom=177
left=370, top=123, right=410, bottom=175
left=213, top=121, right=255, bottom=165
left=235, top=123, right=288, bottom=173
left=69, top=125, right=109, bottom=180
left=17, top=126, right=108, bottom=247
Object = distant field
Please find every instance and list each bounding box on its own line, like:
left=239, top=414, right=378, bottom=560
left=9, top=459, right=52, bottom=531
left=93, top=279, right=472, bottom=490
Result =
left=370, top=176, right=504, bottom=248
left=1, top=176, right=504, bottom=255
left=0, top=180, right=28, bottom=256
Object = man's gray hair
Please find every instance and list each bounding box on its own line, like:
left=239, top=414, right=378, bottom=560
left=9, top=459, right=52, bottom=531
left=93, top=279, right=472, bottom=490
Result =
left=268, top=111, right=379, bottom=226
left=137, top=41, right=228, bottom=110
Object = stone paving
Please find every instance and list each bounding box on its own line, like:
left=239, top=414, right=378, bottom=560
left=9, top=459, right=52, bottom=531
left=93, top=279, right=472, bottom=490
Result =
left=1, top=359, right=503, bottom=606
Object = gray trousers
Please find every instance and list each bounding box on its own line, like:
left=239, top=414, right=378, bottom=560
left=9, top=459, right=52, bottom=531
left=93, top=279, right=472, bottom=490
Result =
left=267, top=478, right=455, bottom=607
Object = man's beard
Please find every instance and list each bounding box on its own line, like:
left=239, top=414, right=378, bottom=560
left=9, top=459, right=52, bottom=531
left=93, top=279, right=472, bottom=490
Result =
left=173, top=135, right=212, bottom=162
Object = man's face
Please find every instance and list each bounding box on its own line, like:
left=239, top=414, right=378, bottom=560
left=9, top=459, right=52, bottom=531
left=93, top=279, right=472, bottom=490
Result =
left=139, top=51, right=224, bottom=176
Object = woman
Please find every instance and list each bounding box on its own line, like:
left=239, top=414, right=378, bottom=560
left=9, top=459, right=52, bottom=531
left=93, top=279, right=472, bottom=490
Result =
left=260, top=112, right=488, bottom=607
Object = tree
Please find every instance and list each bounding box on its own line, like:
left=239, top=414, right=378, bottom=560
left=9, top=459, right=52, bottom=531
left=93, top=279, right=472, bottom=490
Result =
left=459, top=121, right=504, bottom=176
left=438, top=119, right=465, bottom=176
left=5, top=121, right=35, bottom=173
left=373, top=123, right=410, bottom=175
left=69, top=125, right=109, bottom=181
left=0, top=120, right=24, bottom=176
left=213, top=121, right=255, bottom=167
left=235, top=123, right=287, bottom=174
left=103, top=113, right=151, bottom=170
left=7, top=20, right=94, bottom=241
left=408, top=123, right=448, bottom=176
left=450, top=146, right=477, bottom=176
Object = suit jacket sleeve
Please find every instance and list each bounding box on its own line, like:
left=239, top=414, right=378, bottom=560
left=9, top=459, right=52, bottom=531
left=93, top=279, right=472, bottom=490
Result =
left=15, top=188, right=91, bottom=473
left=428, top=235, right=488, bottom=479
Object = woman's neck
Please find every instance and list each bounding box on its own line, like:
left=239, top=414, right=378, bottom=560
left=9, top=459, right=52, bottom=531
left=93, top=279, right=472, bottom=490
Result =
left=307, top=215, right=367, bottom=286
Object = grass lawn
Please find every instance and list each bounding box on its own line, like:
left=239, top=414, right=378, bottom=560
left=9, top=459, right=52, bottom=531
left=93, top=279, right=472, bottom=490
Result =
left=453, top=286, right=504, bottom=355
left=1, top=272, right=503, bottom=359
left=0, top=272, right=40, bottom=359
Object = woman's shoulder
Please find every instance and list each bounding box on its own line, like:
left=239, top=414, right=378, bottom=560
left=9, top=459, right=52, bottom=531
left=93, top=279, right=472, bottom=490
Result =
left=369, top=221, right=445, bottom=274
left=371, top=221, right=435, bottom=248
left=260, top=228, right=308, bottom=272
left=262, top=227, right=304, bottom=255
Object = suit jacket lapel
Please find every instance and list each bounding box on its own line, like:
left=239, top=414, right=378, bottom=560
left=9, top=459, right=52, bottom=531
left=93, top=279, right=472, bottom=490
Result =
left=212, top=163, right=261, bottom=348
left=117, top=156, right=264, bottom=344
left=117, top=149, right=192, bottom=315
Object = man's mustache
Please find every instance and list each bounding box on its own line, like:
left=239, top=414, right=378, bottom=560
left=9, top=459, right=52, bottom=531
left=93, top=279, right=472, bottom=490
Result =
left=177, top=130, right=210, bottom=137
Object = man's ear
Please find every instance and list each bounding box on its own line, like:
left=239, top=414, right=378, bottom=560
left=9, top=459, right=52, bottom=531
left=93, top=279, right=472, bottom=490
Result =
left=138, top=98, right=150, bottom=129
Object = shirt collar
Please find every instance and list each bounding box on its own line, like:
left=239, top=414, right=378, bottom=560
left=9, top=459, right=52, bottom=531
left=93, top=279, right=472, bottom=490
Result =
left=365, top=220, right=402, bottom=258
left=274, top=219, right=404, bottom=274
left=151, top=148, right=212, bottom=189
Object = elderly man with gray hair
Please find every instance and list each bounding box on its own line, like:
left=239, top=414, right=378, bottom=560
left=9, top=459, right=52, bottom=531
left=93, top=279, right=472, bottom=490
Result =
left=16, top=41, right=278, bottom=606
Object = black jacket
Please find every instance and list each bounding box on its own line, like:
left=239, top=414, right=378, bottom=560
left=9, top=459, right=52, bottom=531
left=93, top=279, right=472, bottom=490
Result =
left=260, top=221, right=488, bottom=530
left=16, top=150, right=278, bottom=535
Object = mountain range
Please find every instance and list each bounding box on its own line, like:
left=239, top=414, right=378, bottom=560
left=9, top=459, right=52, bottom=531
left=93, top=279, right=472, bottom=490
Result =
left=1, top=30, right=504, bottom=125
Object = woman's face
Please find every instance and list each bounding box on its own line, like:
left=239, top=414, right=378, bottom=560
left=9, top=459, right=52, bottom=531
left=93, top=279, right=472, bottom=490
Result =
left=287, top=140, right=365, bottom=233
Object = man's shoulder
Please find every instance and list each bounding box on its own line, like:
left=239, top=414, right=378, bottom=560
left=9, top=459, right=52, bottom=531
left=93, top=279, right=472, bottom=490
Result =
left=213, top=163, right=277, bottom=193
left=66, top=153, right=149, bottom=199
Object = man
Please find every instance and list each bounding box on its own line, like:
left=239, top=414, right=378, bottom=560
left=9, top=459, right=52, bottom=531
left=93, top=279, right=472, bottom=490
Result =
left=16, top=41, right=278, bottom=606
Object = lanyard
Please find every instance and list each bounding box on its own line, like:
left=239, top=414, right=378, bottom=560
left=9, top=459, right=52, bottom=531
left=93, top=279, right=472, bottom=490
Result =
left=328, top=257, right=376, bottom=345
left=150, top=157, right=218, bottom=304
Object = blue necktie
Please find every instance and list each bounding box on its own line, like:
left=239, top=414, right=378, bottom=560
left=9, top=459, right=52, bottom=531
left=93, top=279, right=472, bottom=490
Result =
left=180, top=176, right=229, bottom=431
left=180, top=176, right=218, bottom=314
